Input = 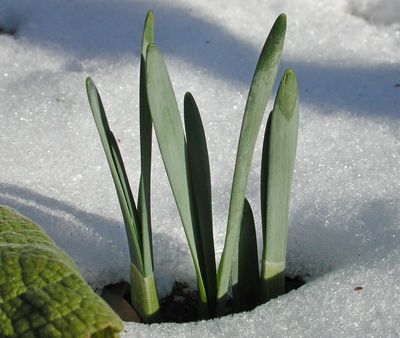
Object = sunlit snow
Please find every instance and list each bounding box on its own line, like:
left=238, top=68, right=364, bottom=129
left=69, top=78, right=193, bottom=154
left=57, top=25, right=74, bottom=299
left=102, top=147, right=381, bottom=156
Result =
left=1, top=0, right=399, bottom=336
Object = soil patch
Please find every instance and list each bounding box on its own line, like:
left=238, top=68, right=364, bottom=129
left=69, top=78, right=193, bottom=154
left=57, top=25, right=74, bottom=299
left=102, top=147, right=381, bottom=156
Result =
left=101, top=276, right=305, bottom=324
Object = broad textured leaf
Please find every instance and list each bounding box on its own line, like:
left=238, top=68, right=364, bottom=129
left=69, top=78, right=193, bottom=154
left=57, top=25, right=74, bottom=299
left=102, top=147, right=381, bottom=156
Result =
left=0, top=205, right=123, bottom=337
left=184, top=92, right=217, bottom=318
left=216, top=14, right=287, bottom=314
left=261, top=68, right=299, bottom=302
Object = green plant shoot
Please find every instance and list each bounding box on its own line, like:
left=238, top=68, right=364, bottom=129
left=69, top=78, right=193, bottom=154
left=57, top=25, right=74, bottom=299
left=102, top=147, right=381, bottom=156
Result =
left=216, top=13, right=287, bottom=315
left=86, top=10, right=299, bottom=322
left=145, top=45, right=217, bottom=319
left=86, top=11, right=161, bottom=324
left=261, top=68, right=299, bottom=302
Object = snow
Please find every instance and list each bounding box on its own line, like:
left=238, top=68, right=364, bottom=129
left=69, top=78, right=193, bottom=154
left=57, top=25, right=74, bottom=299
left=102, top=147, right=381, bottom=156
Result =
left=1, top=0, right=399, bottom=336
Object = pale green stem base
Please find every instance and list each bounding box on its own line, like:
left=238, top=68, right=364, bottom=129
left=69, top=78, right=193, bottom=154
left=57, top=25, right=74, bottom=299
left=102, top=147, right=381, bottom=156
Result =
left=261, top=260, right=285, bottom=302
left=130, top=262, right=161, bottom=323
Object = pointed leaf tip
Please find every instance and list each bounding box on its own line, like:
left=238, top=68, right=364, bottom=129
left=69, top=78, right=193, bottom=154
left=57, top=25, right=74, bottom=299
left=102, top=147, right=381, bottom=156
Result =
left=276, top=68, right=298, bottom=120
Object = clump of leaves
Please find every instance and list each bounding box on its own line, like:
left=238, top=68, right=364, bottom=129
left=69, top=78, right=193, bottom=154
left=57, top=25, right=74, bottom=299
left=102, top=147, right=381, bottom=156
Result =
left=86, top=10, right=299, bottom=323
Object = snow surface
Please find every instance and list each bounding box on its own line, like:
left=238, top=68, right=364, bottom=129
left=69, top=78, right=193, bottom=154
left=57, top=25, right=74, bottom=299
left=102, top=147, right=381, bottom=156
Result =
left=1, top=0, right=399, bottom=336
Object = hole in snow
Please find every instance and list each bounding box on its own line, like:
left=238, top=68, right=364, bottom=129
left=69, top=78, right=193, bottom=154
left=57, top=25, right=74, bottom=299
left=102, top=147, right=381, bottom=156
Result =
left=0, top=24, right=17, bottom=36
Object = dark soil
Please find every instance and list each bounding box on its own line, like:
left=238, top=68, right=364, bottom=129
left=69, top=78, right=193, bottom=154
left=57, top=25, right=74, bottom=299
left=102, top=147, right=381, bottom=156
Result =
left=159, top=281, right=199, bottom=323
left=101, top=276, right=305, bottom=324
left=160, top=276, right=305, bottom=323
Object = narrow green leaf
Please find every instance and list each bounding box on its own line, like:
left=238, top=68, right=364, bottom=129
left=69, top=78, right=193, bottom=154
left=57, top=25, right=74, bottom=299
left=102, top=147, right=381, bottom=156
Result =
left=0, top=205, right=123, bottom=337
left=260, top=68, right=299, bottom=302
left=138, top=9, right=155, bottom=277
left=86, top=77, right=144, bottom=274
left=145, top=45, right=207, bottom=303
left=141, top=10, right=154, bottom=58
left=216, top=13, right=287, bottom=314
left=231, top=198, right=261, bottom=313
left=184, top=92, right=217, bottom=318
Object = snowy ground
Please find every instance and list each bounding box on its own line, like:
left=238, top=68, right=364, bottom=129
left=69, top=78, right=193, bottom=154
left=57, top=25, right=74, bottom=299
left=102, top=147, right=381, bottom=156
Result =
left=1, top=0, right=399, bottom=336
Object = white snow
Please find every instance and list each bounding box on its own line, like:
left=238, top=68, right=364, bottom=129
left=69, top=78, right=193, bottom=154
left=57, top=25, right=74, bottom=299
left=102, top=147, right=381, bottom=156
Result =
left=1, top=0, right=399, bottom=336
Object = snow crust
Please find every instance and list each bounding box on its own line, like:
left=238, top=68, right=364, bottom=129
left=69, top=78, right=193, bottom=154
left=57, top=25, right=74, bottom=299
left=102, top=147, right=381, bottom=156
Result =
left=1, top=0, right=399, bottom=336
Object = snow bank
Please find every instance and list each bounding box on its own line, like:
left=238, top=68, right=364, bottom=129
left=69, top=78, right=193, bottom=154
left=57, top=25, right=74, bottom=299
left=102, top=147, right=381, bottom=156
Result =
left=1, top=0, right=399, bottom=336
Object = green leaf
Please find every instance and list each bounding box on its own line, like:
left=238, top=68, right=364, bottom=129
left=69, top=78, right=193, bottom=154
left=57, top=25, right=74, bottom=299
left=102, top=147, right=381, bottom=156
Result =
left=216, top=13, right=287, bottom=314
left=260, top=68, right=299, bottom=302
left=145, top=44, right=207, bottom=305
left=138, top=9, right=155, bottom=278
left=86, top=77, right=143, bottom=274
left=231, top=198, right=261, bottom=313
left=129, top=11, right=161, bottom=323
left=0, top=205, right=123, bottom=337
left=141, top=10, right=154, bottom=59
left=87, top=76, right=160, bottom=323
left=184, top=92, right=217, bottom=318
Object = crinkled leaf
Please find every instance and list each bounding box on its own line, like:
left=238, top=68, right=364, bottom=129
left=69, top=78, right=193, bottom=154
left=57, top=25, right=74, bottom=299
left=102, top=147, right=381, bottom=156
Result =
left=0, top=205, right=123, bottom=337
